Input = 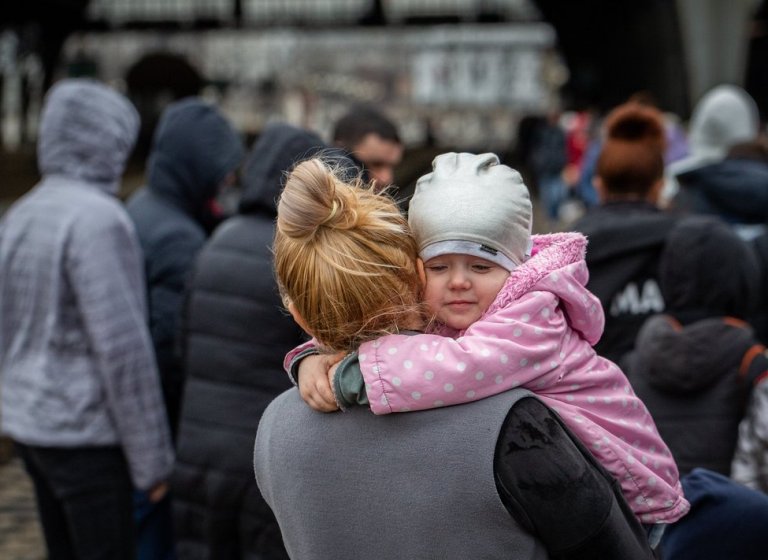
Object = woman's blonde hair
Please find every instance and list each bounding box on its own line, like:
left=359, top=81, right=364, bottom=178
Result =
left=274, top=158, right=425, bottom=352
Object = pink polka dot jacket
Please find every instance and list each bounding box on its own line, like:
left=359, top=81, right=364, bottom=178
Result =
left=286, top=232, right=690, bottom=524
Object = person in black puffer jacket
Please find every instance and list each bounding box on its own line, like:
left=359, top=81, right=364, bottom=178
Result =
left=171, top=123, right=328, bottom=559
left=127, top=96, right=245, bottom=560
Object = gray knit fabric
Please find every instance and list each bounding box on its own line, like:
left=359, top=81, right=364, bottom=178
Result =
left=0, top=79, right=173, bottom=490
left=254, top=388, right=549, bottom=560
left=408, top=152, right=532, bottom=270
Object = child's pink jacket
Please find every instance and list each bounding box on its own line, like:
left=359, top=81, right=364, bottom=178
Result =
left=354, top=232, right=688, bottom=524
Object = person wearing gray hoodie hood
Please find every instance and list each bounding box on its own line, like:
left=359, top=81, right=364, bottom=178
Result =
left=171, top=123, right=327, bottom=558
left=668, top=84, right=767, bottom=235
left=668, top=85, right=768, bottom=345
left=0, top=79, right=173, bottom=559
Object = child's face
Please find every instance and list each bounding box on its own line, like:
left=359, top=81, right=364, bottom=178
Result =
left=422, top=254, right=510, bottom=331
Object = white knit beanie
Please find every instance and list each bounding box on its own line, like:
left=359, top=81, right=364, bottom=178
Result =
left=408, top=152, right=532, bottom=271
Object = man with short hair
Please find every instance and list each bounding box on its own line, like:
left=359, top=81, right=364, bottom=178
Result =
left=332, top=105, right=403, bottom=190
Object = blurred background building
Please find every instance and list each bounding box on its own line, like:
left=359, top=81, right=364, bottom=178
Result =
left=1, top=0, right=767, bottom=204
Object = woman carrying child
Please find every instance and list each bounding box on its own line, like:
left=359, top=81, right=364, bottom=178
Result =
left=290, top=152, right=689, bottom=541
left=255, top=156, right=657, bottom=559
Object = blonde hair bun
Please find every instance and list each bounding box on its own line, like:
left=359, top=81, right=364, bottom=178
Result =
left=276, top=158, right=359, bottom=239
left=274, top=157, right=425, bottom=352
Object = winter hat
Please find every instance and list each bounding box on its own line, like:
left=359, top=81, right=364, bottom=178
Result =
left=408, top=152, right=532, bottom=271
left=659, top=215, right=759, bottom=320
left=669, top=85, right=759, bottom=176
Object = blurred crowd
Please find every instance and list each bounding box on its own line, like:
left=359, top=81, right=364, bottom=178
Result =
left=3, top=75, right=768, bottom=560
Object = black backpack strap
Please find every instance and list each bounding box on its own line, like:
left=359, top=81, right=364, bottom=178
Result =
left=494, top=394, right=656, bottom=560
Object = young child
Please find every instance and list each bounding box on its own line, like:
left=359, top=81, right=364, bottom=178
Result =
left=288, top=152, right=689, bottom=530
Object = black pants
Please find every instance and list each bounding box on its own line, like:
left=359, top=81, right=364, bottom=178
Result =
left=15, top=443, right=135, bottom=560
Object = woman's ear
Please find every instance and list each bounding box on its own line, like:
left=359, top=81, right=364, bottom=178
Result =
left=287, top=302, right=314, bottom=337
left=416, top=258, right=427, bottom=289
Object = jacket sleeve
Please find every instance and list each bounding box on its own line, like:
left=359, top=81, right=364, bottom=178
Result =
left=358, top=292, right=566, bottom=414
left=332, top=353, right=369, bottom=409
left=146, top=232, right=205, bottom=426
left=732, top=375, right=768, bottom=493
left=494, top=396, right=656, bottom=560
left=283, top=340, right=321, bottom=385
left=68, top=210, right=174, bottom=490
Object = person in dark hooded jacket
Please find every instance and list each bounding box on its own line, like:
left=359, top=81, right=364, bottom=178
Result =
left=572, top=102, right=679, bottom=365
left=668, top=85, right=764, bottom=230
left=623, top=215, right=768, bottom=476
left=126, top=97, right=244, bottom=559
left=668, top=84, right=768, bottom=344
left=127, top=97, right=245, bottom=434
left=171, top=123, right=327, bottom=559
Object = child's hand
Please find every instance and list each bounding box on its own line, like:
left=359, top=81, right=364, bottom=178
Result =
left=298, top=353, right=344, bottom=412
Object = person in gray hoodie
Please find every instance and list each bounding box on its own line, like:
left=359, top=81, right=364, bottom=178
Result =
left=0, top=79, right=173, bottom=559
left=668, top=85, right=767, bottom=238
left=668, top=86, right=768, bottom=345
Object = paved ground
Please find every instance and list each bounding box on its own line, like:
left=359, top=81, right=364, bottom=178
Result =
left=0, top=452, right=45, bottom=560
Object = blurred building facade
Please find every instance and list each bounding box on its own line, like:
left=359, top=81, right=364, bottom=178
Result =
left=1, top=0, right=558, bottom=155
left=1, top=0, right=766, bottom=156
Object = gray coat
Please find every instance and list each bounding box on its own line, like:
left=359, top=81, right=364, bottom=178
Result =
left=255, top=389, right=550, bottom=560
left=0, top=79, right=173, bottom=490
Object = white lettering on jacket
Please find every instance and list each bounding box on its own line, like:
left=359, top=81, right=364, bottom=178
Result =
left=610, top=280, right=665, bottom=317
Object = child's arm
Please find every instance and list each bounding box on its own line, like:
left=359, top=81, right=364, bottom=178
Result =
left=358, top=291, right=566, bottom=414
left=296, top=352, right=372, bottom=411
left=284, top=340, right=321, bottom=385
left=287, top=291, right=566, bottom=414
left=284, top=340, right=364, bottom=412
left=332, top=353, right=371, bottom=408
left=284, top=340, right=340, bottom=411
